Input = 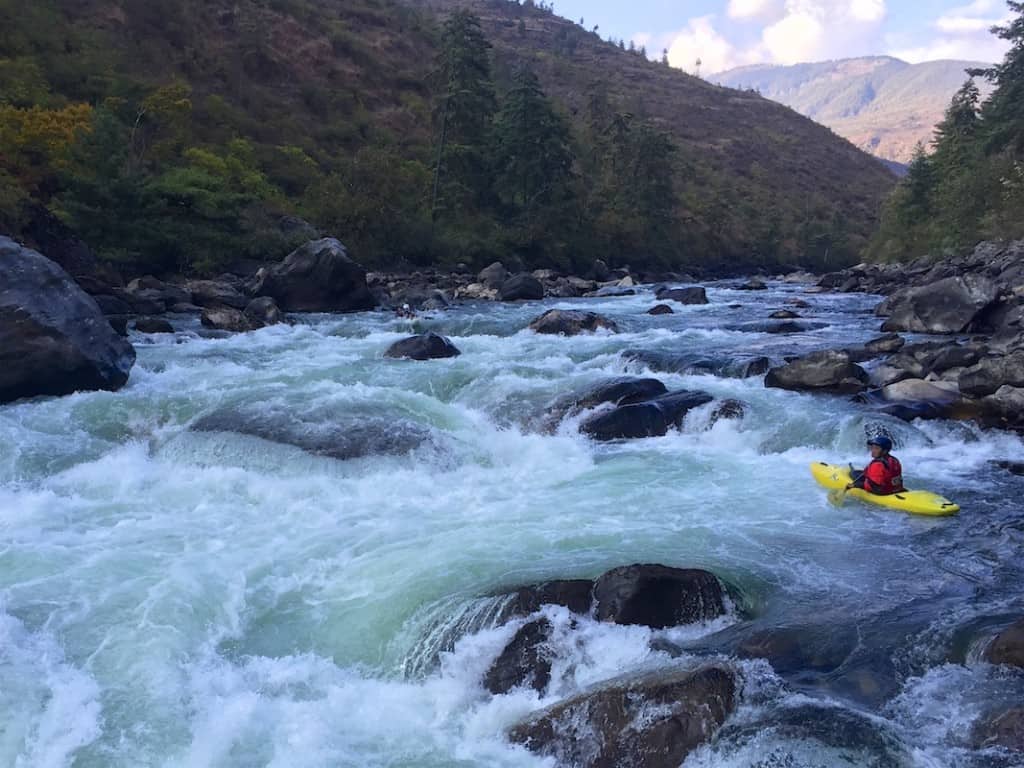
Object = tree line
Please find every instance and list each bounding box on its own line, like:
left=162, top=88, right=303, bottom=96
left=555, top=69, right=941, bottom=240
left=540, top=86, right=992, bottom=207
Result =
left=869, top=1, right=1024, bottom=261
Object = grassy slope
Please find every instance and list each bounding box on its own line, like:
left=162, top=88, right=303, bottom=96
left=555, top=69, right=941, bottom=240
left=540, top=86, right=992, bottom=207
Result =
left=713, top=57, right=992, bottom=163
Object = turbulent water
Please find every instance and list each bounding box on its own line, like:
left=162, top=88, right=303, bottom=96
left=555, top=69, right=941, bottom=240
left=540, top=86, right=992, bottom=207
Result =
left=2, top=281, right=1023, bottom=768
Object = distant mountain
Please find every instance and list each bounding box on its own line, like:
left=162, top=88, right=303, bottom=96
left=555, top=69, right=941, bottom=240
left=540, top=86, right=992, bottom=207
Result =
left=711, top=57, right=992, bottom=163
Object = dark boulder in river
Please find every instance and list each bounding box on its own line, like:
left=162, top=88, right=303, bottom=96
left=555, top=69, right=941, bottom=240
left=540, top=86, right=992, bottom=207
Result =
left=133, top=317, right=174, bottom=334
left=984, top=617, right=1024, bottom=668
left=973, top=708, right=1024, bottom=752
left=243, top=297, right=285, bottom=329
left=528, top=309, right=618, bottom=335
left=495, top=580, right=595, bottom=624
left=623, top=349, right=770, bottom=379
left=580, top=390, right=714, bottom=440
left=385, top=332, right=461, bottom=360
left=509, top=664, right=736, bottom=768
left=499, top=273, right=545, bottom=301
left=254, top=238, right=375, bottom=312
left=0, top=236, right=136, bottom=404
left=483, top=618, right=553, bottom=695
left=877, top=274, right=999, bottom=333
left=655, top=286, right=708, bottom=305
left=765, top=350, right=869, bottom=394
left=593, top=565, right=726, bottom=628
left=201, top=307, right=251, bottom=333
left=648, top=303, right=674, bottom=315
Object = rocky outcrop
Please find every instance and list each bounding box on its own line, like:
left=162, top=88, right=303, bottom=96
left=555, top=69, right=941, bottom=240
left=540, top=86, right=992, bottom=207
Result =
left=656, top=286, right=708, bottom=305
left=499, top=273, right=545, bottom=301
left=580, top=390, right=714, bottom=440
left=984, top=618, right=1024, bottom=668
left=509, top=664, right=737, bottom=768
left=593, top=565, right=725, bottom=628
left=0, top=237, right=136, bottom=404
left=385, top=333, right=461, bottom=360
left=764, top=350, right=869, bottom=394
left=878, top=275, right=1000, bottom=333
left=254, top=238, right=375, bottom=312
left=528, top=309, right=618, bottom=335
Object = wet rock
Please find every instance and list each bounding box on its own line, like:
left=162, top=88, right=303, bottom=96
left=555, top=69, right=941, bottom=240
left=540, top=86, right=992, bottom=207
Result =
left=959, top=351, right=1024, bottom=397
left=623, top=350, right=770, bottom=379
left=483, top=618, right=553, bottom=695
left=528, top=309, right=618, bottom=335
left=589, top=285, right=636, bottom=298
left=593, top=565, right=726, bottom=628
left=927, top=344, right=984, bottom=373
left=107, top=316, right=129, bottom=336
left=769, top=309, right=800, bottom=319
left=133, top=317, right=174, bottom=334
left=656, top=286, right=708, bottom=305
left=737, top=626, right=854, bottom=674
left=254, top=238, right=375, bottom=312
left=185, top=278, right=249, bottom=310
left=708, top=398, right=746, bottom=426
left=478, top=261, right=508, bottom=288
left=126, top=275, right=191, bottom=308
left=994, top=460, right=1024, bottom=476
left=879, top=275, right=1000, bottom=333
left=980, top=385, right=1024, bottom=430
left=592, top=259, right=611, bottom=282
left=984, top=618, right=1024, bottom=668
left=865, top=333, right=905, bottom=354
left=574, top=378, right=669, bottom=411
left=499, top=273, right=544, bottom=302
left=0, top=237, right=136, bottom=404
left=787, top=298, right=812, bottom=308
left=455, top=282, right=498, bottom=301
left=495, top=580, right=595, bottom=624
left=385, top=333, right=461, bottom=361
left=974, top=708, right=1024, bottom=752
left=737, top=278, right=767, bottom=291
left=93, top=294, right=133, bottom=316
left=192, top=407, right=435, bottom=460
left=580, top=390, right=714, bottom=440
left=764, top=350, right=869, bottom=394
left=201, top=307, right=251, bottom=333
left=648, top=304, right=674, bottom=315
left=509, top=664, right=736, bottom=768
left=729, top=320, right=827, bottom=334
left=243, top=296, right=285, bottom=328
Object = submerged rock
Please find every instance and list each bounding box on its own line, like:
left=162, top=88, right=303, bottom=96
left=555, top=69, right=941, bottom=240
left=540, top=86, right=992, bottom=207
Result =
left=974, top=708, right=1024, bottom=752
left=0, top=237, right=136, bottom=404
left=623, top=349, right=770, bottom=379
left=728, top=320, right=827, bottom=334
left=984, top=618, right=1024, bottom=668
left=509, top=664, right=737, bottom=768
left=580, top=390, right=714, bottom=440
left=255, top=238, right=375, bottom=312
left=769, top=309, right=800, bottom=319
left=656, top=286, right=708, bottom=304
left=528, top=309, right=618, bottom=335
left=483, top=618, right=553, bottom=695
left=593, top=564, right=726, bottom=628
left=764, top=350, right=869, bottom=394
left=385, top=332, right=461, bottom=360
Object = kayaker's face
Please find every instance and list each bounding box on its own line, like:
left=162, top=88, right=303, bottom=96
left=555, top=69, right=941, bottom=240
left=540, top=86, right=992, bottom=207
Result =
left=868, top=444, right=883, bottom=459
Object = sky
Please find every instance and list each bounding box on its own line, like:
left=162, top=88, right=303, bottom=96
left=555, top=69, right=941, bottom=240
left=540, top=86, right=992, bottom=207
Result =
left=547, top=0, right=1014, bottom=74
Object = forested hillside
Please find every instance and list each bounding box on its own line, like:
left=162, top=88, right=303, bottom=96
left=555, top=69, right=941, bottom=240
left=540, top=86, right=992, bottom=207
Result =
left=869, top=2, right=1024, bottom=262
left=0, top=0, right=896, bottom=277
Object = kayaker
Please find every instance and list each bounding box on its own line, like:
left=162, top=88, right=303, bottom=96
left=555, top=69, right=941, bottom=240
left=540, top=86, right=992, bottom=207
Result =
left=847, top=436, right=905, bottom=495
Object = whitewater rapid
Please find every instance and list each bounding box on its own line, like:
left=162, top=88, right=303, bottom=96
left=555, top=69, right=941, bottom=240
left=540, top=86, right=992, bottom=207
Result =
left=1, top=282, right=1022, bottom=767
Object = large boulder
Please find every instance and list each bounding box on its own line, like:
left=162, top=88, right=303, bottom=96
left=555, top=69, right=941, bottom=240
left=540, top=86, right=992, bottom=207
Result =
left=656, top=286, right=708, bottom=305
left=494, top=580, right=595, bottom=624
left=528, top=309, right=618, bottom=335
left=958, top=351, right=1024, bottom=397
left=973, top=708, right=1024, bottom=752
left=385, top=332, right=461, bottom=360
left=201, top=307, right=251, bottom=333
left=879, top=275, right=1000, bottom=333
left=499, top=273, right=545, bottom=301
left=133, top=317, right=174, bottom=334
left=624, top=349, right=770, bottom=379
left=254, top=238, right=375, bottom=312
left=593, top=565, right=726, bottom=628
left=984, top=618, right=1024, bottom=668
left=580, top=390, right=714, bottom=440
left=764, top=350, right=869, bottom=394
left=243, top=296, right=285, bottom=329
left=478, top=261, right=508, bottom=289
left=980, top=385, right=1024, bottom=430
left=483, top=618, right=553, bottom=695
left=0, top=237, right=136, bottom=404
left=185, top=278, right=249, bottom=310
left=648, top=304, right=674, bottom=315
left=509, top=664, right=736, bottom=768
left=126, top=275, right=192, bottom=309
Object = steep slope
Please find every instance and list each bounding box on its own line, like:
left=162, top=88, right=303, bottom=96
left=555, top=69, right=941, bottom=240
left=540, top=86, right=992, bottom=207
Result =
left=0, top=0, right=895, bottom=274
left=713, top=57, right=992, bottom=163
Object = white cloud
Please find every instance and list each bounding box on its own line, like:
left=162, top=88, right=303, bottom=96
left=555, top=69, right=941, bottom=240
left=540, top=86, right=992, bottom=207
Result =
left=667, top=16, right=744, bottom=74
left=891, top=0, right=1012, bottom=64
left=761, top=10, right=826, bottom=63
left=727, top=0, right=783, bottom=21
left=850, top=0, right=886, bottom=23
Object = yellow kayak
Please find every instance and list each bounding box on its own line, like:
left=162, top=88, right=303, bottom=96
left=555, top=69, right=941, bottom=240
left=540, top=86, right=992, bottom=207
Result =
left=810, top=462, right=960, bottom=516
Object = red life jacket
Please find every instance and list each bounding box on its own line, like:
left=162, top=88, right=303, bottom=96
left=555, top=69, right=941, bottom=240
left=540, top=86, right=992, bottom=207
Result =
left=862, top=455, right=904, bottom=495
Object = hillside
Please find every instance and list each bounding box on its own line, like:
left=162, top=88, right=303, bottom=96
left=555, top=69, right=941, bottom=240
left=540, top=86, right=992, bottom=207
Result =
left=0, top=0, right=896, bottom=276
left=712, top=57, right=992, bottom=163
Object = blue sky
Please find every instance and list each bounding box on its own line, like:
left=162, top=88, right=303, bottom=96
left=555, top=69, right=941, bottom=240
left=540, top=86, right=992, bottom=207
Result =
left=546, top=0, right=1012, bottom=73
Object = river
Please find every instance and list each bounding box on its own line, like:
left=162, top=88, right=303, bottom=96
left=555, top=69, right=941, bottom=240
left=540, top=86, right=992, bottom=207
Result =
left=1, top=281, right=1022, bottom=767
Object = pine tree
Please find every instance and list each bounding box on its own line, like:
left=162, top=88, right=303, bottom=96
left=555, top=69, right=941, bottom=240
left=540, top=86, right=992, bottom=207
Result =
left=971, top=2, right=1024, bottom=155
